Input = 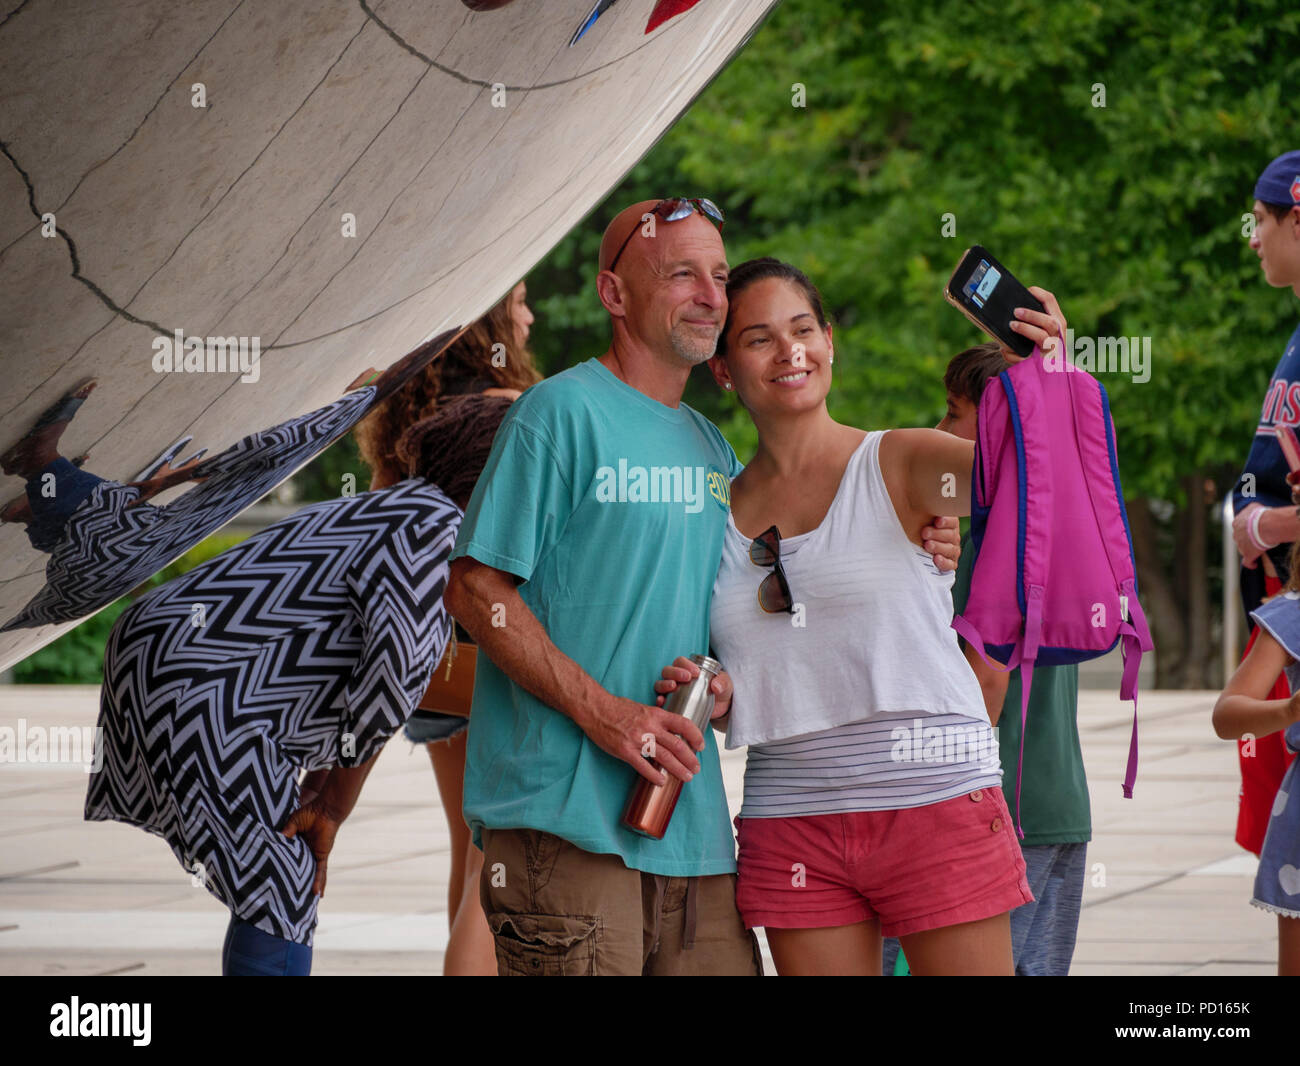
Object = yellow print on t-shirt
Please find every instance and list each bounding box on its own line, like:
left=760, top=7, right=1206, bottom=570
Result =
left=706, top=469, right=731, bottom=509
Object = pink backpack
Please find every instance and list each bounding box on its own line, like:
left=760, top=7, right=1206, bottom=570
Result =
left=951, top=342, right=1154, bottom=836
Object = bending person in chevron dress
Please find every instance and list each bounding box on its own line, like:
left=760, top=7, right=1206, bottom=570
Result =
left=85, top=476, right=462, bottom=976
left=1, top=325, right=463, bottom=632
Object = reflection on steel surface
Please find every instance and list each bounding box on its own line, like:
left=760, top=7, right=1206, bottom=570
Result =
left=0, top=0, right=777, bottom=669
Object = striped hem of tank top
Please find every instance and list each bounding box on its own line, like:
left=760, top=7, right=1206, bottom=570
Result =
left=737, top=712, right=1003, bottom=818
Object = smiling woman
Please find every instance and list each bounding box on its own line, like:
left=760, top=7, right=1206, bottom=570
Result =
left=715, top=258, right=829, bottom=364
left=717, top=276, right=827, bottom=400
left=697, top=255, right=1073, bottom=976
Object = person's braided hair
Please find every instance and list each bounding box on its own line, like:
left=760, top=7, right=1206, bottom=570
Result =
left=398, top=393, right=515, bottom=509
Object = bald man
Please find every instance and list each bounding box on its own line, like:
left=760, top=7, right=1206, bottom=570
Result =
left=445, top=200, right=952, bottom=976
left=444, top=199, right=761, bottom=975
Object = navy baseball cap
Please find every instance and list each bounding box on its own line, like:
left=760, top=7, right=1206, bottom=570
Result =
left=1255, top=150, right=1300, bottom=207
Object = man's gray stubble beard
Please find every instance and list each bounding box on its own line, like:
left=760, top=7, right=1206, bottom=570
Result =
left=669, top=323, right=720, bottom=366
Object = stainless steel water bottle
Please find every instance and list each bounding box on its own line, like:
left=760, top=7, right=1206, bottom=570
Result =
left=621, top=653, right=721, bottom=840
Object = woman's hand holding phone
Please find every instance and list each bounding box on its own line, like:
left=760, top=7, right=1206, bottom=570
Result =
left=1004, top=286, right=1068, bottom=363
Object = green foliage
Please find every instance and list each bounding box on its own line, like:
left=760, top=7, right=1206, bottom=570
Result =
left=10, top=598, right=133, bottom=686
left=291, top=431, right=366, bottom=504
left=12, top=532, right=248, bottom=685
left=527, top=0, right=1300, bottom=498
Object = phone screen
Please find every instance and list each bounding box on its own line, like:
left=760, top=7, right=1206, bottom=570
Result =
left=964, top=260, right=1003, bottom=309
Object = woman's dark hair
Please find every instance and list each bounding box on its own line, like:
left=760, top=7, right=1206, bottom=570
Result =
left=399, top=393, right=515, bottom=509
left=719, top=257, right=829, bottom=357
left=944, top=342, right=1010, bottom=406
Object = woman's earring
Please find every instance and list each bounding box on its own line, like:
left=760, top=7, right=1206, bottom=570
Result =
left=724, top=383, right=733, bottom=390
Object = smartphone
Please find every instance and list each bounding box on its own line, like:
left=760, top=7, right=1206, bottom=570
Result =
left=944, top=245, right=1045, bottom=358
left=1276, top=423, right=1300, bottom=474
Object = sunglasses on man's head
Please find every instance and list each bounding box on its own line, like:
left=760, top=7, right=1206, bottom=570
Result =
left=749, top=524, right=794, bottom=614
left=608, top=197, right=725, bottom=273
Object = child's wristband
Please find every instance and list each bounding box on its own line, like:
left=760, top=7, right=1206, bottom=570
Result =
left=1247, top=506, right=1278, bottom=553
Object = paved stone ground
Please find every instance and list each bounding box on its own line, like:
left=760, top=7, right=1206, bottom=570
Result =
left=0, top=683, right=1279, bottom=976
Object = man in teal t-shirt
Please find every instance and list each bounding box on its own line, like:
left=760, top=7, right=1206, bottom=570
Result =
left=444, top=200, right=760, bottom=976
left=452, top=359, right=740, bottom=870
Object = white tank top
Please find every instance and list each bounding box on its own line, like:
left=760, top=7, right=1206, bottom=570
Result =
left=710, top=430, right=990, bottom=749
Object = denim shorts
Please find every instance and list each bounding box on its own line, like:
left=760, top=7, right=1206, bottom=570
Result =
left=403, top=709, right=468, bottom=744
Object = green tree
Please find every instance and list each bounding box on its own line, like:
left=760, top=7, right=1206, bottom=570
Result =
left=524, top=0, right=1300, bottom=687
left=292, top=431, right=365, bottom=503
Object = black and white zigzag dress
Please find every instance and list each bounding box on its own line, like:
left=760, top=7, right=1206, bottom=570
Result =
left=85, top=478, right=461, bottom=945
left=5, top=386, right=380, bottom=631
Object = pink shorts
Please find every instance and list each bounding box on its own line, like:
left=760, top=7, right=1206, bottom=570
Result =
left=734, top=788, right=1033, bottom=938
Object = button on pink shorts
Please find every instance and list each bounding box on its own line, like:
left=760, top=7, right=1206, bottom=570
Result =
left=734, top=787, right=1033, bottom=938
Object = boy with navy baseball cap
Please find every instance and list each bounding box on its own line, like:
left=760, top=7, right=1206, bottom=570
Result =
left=1249, top=151, right=1300, bottom=294
left=1231, top=150, right=1300, bottom=858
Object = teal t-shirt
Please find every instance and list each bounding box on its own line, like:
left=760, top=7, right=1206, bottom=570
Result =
left=953, top=532, right=1091, bottom=846
left=450, top=358, right=743, bottom=876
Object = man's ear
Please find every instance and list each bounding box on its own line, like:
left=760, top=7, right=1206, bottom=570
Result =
left=596, top=270, right=627, bottom=318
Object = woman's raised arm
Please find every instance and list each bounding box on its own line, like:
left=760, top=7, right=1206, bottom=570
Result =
left=880, top=427, right=974, bottom=527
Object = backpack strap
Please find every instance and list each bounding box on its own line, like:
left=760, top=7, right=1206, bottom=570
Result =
left=953, top=356, right=1042, bottom=837
left=951, top=614, right=1021, bottom=672
left=957, top=582, right=1044, bottom=841
left=1014, top=659, right=1033, bottom=840
left=953, top=370, right=1022, bottom=676
left=1064, top=370, right=1154, bottom=798
left=1115, top=581, right=1152, bottom=797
